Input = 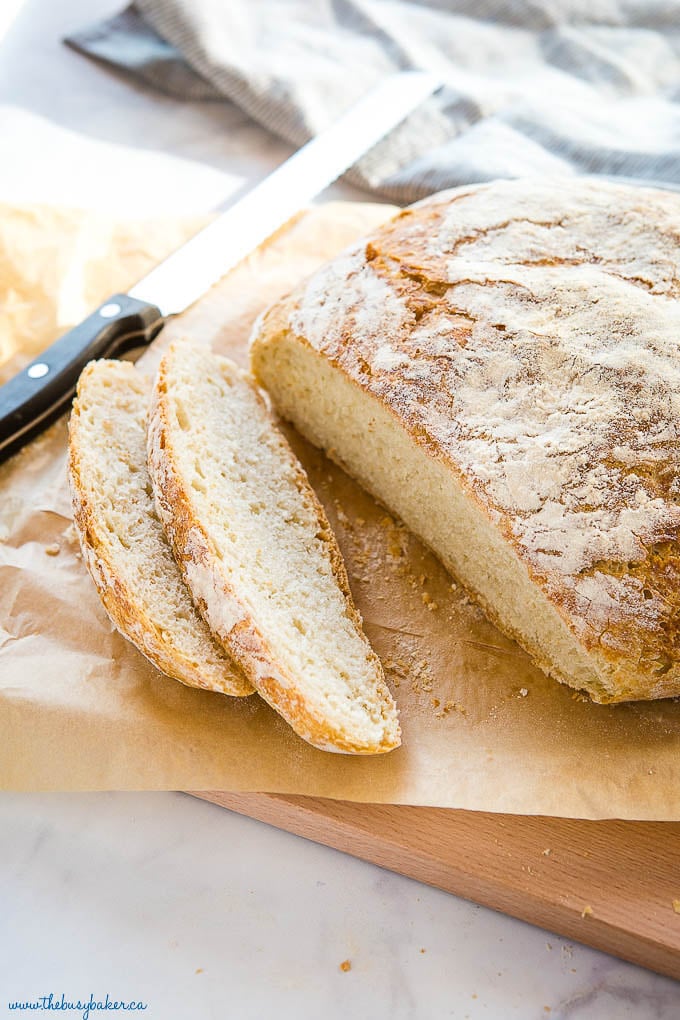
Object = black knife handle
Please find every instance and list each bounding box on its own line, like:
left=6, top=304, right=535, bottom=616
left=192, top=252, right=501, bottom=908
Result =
left=0, top=294, right=164, bottom=464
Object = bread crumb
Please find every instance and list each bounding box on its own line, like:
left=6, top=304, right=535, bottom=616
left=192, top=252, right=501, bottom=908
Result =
left=542, top=848, right=552, bottom=856
left=45, top=543, right=60, bottom=556
left=672, top=900, right=680, bottom=914
left=195, top=968, right=204, bottom=975
left=388, top=537, right=403, bottom=558
left=519, top=687, right=528, bottom=697
left=581, top=905, right=593, bottom=919
left=421, top=591, right=438, bottom=611
left=434, top=699, right=467, bottom=719
left=420, top=948, right=426, bottom=954
left=339, top=960, right=351, bottom=973
left=334, top=506, right=350, bottom=528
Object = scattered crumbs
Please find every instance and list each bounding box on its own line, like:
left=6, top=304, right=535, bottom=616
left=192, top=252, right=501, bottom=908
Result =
left=648, top=768, right=656, bottom=776
left=571, top=968, right=577, bottom=974
left=542, top=848, right=552, bottom=857
left=339, top=960, right=351, bottom=973
left=44, top=543, right=60, bottom=556
left=471, top=993, right=478, bottom=1000
left=420, top=948, right=426, bottom=954
left=581, top=905, right=593, bottom=919
left=382, top=656, right=408, bottom=688
left=672, top=900, right=680, bottom=914
left=435, top=699, right=467, bottom=720
left=562, top=944, right=574, bottom=959
left=519, top=687, right=528, bottom=697
left=194, top=968, right=204, bottom=975
left=411, top=657, right=434, bottom=694
left=570, top=691, right=589, bottom=703
left=544, top=1007, right=552, bottom=1014
left=432, top=698, right=440, bottom=708
left=545, top=942, right=552, bottom=951
left=421, top=591, right=438, bottom=611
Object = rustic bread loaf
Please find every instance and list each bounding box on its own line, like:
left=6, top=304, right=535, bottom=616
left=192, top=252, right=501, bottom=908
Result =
left=147, top=340, right=400, bottom=753
left=68, top=359, right=252, bottom=696
left=250, top=178, right=680, bottom=704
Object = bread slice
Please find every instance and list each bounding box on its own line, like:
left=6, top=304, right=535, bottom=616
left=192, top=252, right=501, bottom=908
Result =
left=250, top=178, right=680, bottom=704
left=147, top=339, right=400, bottom=753
left=68, top=359, right=252, bottom=696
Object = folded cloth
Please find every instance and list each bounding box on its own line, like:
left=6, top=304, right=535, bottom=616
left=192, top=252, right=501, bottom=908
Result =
left=66, top=1, right=680, bottom=202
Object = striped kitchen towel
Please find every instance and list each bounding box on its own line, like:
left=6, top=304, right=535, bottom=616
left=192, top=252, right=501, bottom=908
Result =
left=66, top=0, right=680, bottom=202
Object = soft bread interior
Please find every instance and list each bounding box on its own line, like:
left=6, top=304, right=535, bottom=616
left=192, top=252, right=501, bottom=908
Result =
left=251, top=333, right=624, bottom=703
left=149, top=342, right=400, bottom=752
left=69, top=360, right=251, bottom=695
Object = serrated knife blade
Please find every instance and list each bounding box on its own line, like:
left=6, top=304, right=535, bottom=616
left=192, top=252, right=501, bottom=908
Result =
left=0, top=71, right=441, bottom=462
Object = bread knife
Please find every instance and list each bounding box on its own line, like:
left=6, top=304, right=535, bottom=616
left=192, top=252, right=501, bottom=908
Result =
left=0, top=71, right=440, bottom=463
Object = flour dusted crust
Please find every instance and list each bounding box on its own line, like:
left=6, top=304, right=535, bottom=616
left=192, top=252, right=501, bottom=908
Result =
left=251, top=178, right=680, bottom=703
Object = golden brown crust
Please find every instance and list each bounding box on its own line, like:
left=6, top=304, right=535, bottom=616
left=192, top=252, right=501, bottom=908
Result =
left=251, top=178, right=680, bottom=703
left=147, top=344, right=400, bottom=753
left=68, top=361, right=252, bottom=696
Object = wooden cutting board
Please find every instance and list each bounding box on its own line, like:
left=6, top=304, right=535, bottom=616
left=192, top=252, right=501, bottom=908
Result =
left=193, top=791, right=680, bottom=981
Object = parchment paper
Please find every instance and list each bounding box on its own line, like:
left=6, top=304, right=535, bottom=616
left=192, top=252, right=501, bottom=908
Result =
left=1, top=200, right=679, bottom=819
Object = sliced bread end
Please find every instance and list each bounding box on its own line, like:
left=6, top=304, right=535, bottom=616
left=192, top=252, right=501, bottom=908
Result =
left=68, top=358, right=253, bottom=697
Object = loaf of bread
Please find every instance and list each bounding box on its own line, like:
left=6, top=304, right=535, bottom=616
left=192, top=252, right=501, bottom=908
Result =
left=251, top=178, right=680, bottom=704
left=68, top=359, right=252, bottom=696
left=147, top=340, right=400, bottom=752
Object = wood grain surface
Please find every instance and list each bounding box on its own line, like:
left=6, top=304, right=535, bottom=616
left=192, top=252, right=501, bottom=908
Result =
left=192, top=791, right=680, bottom=981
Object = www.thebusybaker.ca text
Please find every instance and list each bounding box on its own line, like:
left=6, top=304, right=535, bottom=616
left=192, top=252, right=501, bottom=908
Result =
left=7, top=993, right=148, bottom=1020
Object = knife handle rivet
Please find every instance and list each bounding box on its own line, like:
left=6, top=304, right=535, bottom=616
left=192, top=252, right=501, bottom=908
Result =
left=27, top=363, right=49, bottom=379
left=99, top=302, right=121, bottom=319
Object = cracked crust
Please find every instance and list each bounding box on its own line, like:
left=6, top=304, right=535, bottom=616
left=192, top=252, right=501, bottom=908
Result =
left=251, top=178, right=680, bottom=703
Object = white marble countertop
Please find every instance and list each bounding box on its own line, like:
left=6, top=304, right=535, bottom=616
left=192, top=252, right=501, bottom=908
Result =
left=1, top=3, right=679, bottom=1017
